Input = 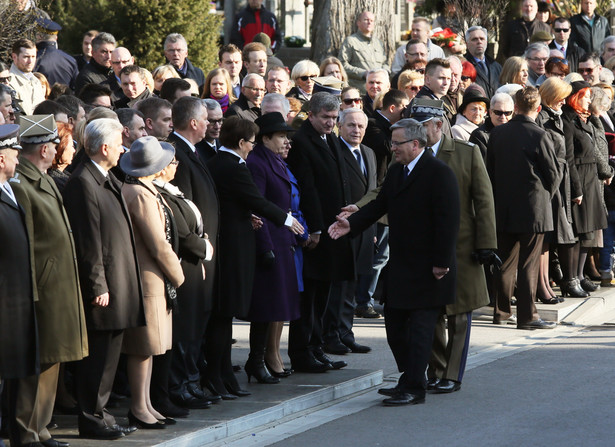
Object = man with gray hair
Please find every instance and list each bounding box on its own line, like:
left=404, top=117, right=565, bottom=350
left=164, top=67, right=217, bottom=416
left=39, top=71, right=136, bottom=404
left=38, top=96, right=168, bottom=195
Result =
left=464, top=26, right=502, bottom=97
left=197, top=98, right=223, bottom=160
left=363, top=68, right=390, bottom=118
left=260, top=92, right=290, bottom=120
left=225, top=73, right=265, bottom=121
left=328, top=117, right=460, bottom=406
left=524, top=42, right=550, bottom=86
left=286, top=92, right=355, bottom=373
left=600, top=35, right=615, bottom=63
left=75, top=32, right=116, bottom=95
left=164, top=33, right=205, bottom=91
left=470, top=92, right=515, bottom=158
left=63, top=118, right=143, bottom=440
left=579, top=52, right=603, bottom=84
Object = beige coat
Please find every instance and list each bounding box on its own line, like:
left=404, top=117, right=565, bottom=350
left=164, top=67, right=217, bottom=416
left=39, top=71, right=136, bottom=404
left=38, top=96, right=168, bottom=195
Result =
left=9, top=64, right=45, bottom=115
left=122, top=180, right=184, bottom=356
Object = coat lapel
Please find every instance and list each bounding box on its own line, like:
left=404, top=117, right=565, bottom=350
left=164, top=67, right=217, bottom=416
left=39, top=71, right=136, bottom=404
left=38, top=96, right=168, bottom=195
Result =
left=436, top=135, right=455, bottom=166
left=396, top=151, right=430, bottom=195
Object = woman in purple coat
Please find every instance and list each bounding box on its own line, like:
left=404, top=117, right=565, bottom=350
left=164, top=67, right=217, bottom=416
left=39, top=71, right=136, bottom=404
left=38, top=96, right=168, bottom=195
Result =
left=246, top=113, right=304, bottom=379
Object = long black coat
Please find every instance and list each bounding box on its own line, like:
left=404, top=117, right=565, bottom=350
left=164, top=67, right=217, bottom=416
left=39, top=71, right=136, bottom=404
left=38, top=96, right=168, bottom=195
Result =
left=464, top=53, right=502, bottom=99
left=207, top=150, right=288, bottom=318
left=497, top=18, right=550, bottom=61
left=63, top=160, right=145, bottom=330
left=363, top=111, right=393, bottom=185
left=74, top=59, right=111, bottom=95
left=156, top=183, right=209, bottom=344
left=339, top=139, right=377, bottom=275
left=561, top=105, right=608, bottom=235
left=0, top=190, right=38, bottom=378
left=349, top=152, right=460, bottom=310
left=169, top=132, right=219, bottom=311
left=35, top=41, right=79, bottom=91
left=468, top=117, right=494, bottom=160
left=224, top=94, right=260, bottom=122
left=287, top=118, right=355, bottom=281
left=487, top=115, right=562, bottom=234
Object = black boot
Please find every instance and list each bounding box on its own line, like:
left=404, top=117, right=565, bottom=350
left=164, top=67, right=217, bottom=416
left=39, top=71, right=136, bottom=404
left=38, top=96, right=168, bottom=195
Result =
left=245, top=322, right=279, bottom=384
left=560, top=278, right=589, bottom=297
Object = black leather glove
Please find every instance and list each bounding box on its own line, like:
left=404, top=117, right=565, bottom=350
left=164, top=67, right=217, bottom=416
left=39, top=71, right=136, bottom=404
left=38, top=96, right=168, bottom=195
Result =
left=472, top=249, right=502, bottom=270
left=260, top=250, right=275, bottom=268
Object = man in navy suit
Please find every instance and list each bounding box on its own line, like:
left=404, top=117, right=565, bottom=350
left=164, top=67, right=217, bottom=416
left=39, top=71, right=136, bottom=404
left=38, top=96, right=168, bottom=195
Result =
left=329, top=118, right=460, bottom=406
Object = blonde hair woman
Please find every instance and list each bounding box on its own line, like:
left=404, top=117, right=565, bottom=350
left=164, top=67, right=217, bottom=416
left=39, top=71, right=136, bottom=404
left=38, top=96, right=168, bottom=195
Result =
left=499, top=56, right=529, bottom=87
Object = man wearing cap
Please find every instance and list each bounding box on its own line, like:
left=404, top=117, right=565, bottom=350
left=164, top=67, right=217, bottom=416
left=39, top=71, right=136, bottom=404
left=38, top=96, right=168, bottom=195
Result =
left=63, top=118, right=143, bottom=440
left=339, top=11, right=389, bottom=91
left=487, top=86, right=562, bottom=330
left=9, top=39, right=45, bottom=115
left=524, top=43, right=550, bottom=86
left=225, top=73, right=264, bottom=122
left=408, top=99, right=497, bottom=394
left=34, top=17, right=79, bottom=91
left=0, top=124, right=39, bottom=447
left=230, top=0, right=282, bottom=53
left=329, top=118, right=460, bottom=406
left=9, top=115, right=88, bottom=447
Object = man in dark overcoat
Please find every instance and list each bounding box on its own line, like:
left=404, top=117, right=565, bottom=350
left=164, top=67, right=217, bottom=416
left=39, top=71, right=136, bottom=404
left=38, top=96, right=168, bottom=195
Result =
left=63, top=118, right=144, bottom=440
left=486, top=86, right=562, bottom=329
left=0, top=125, right=39, bottom=446
left=9, top=115, right=88, bottom=447
left=329, top=118, right=460, bottom=406
left=323, top=108, right=377, bottom=355
left=286, top=92, right=355, bottom=372
left=168, top=96, right=220, bottom=409
left=409, top=100, right=497, bottom=394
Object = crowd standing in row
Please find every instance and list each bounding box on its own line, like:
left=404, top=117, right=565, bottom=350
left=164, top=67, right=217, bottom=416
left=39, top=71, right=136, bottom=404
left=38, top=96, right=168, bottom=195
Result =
left=2, top=0, right=615, bottom=444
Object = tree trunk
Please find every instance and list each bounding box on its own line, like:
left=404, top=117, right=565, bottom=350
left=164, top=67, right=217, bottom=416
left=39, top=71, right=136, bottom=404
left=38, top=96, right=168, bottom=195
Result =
left=310, top=0, right=396, bottom=65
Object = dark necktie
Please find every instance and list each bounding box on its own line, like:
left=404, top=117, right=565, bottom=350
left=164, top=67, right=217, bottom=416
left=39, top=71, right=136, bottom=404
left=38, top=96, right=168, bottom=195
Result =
left=426, top=146, right=434, bottom=156
left=353, top=149, right=367, bottom=177
left=403, top=165, right=410, bottom=177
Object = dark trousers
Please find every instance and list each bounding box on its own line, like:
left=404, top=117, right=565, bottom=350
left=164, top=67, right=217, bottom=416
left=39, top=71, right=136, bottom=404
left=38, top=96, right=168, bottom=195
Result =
left=76, top=329, right=123, bottom=431
left=288, top=278, right=331, bottom=361
left=384, top=305, right=440, bottom=397
left=323, top=280, right=357, bottom=345
left=355, top=223, right=389, bottom=308
left=428, top=311, right=472, bottom=383
left=170, top=310, right=210, bottom=395
left=494, top=232, right=543, bottom=325
left=202, top=312, right=235, bottom=392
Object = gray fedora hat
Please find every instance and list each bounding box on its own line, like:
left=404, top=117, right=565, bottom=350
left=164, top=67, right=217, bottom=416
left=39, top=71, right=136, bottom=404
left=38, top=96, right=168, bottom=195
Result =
left=120, top=136, right=175, bottom=177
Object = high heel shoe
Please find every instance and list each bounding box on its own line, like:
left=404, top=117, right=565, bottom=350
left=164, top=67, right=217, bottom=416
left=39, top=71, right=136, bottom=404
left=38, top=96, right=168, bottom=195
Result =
left=537, top=293, right=559, bottom=304
left=127, top=410, right=166, bottom=429
left=580, top=277, right=599, bottom=292
left=559, top=279, right=589, bottom=298
left=265, top=360, right=292, bottom=378
left=245, top=357, right=280, bottom=384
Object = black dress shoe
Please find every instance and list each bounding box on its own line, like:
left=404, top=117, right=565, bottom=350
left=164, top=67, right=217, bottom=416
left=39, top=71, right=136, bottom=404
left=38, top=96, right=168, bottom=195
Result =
left=323, top=340, right=350, bottom=355
left=170, top=391, right=212, bottom=409
left=518, top=319, right=556, bottom=330
left=187, top=383, right=221, bottom=403
left=21, top=443, right=44, bottom=447
left=41, top=439, right=70, bottom=447
left=127, top=411, right=166, bottom=429
left=111, top=424, right=138, bottom=435
left=355, top=306, right=381, bottom=318
left=426, top=377, right=441, bottom=391
left=158, top=417, right=176, bottom=425
left=382, top=392, right=425, bottom=406
left=291, top=356, right=330, bottom=373
left=79, top=426, right=125, bottom=440
left=433, top=379, right=461, bottom=394
left=313, top=348, right=347, bottom=370
left=153, top=400, right=190, bottom=418
left=342, top=340, right=371, bottom=353
left=377, top=385, right=399, bottom=397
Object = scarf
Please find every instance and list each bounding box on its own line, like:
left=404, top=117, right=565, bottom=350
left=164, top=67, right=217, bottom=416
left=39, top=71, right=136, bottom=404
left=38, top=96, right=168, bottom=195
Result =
left=215, top=94, right=230, bottom=113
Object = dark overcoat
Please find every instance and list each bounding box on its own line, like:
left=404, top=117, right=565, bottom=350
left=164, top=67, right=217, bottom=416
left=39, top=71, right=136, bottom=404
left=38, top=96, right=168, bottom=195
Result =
left=487, top=115, right=562, bottom=234
left=338, top=139, right=377, bottom=275
left=246, top=144, right=300, bottom=322
left=286, top=118, right=355, bottom=281
left=169, top=132, right=219, bottom=311
left=0, top=189, right=38, bottom=378
left=11, top=158, right=88, bottom=364
left=224, top=94, right=260, bottom=121
left=74, top=59, right=111, bottom=95
left=35, top=41, right=79, bottom=91
left=63, top=160, right=145, bottom=330
left=561, top=105, right=608, bottom=235
left=362, top=111, right=393, bottom=185
left=156, top=183, right=209, bottom=344
left=207, top=150, right=288, bottom=318
left=349, top=152, right=460, bottom=309
left=464, top=53, right=502, bottom=99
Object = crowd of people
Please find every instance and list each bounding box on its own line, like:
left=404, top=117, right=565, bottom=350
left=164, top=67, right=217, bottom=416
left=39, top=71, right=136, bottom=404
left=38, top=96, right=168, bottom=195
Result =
left=2, top=0, right=615, bottom=444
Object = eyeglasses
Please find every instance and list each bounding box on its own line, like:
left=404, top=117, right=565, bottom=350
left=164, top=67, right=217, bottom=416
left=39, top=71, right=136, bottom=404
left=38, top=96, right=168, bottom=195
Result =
left=342, top=97, right=362, bottom=105
left=244, top=86, right=266, bottom=93
left=553, top=28, right=570, bottom=33
left=299, top=75, right=317, bottom=82
left=169, top=159, right=179, bottom=166
left=0, top=77, right=10, bottom=84
left=461, top=75, right=472, bottom=81
left=111, top=59, right=132, bottom=65
left=528, top=57, right=548, bottom=63
left=408, top=86, right=421, bottom=92
left=244, top=139, right=256, bottom=147
left=492, top=110, right=513, bottom=117
left=391, top=139, right=415, bottom=147
left=578, top=67, right=595, bottom=74
left=209, top=118, right=224, bottom=125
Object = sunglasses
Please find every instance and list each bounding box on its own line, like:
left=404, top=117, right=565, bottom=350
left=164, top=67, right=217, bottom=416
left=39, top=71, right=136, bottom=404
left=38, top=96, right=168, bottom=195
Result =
left=461, top=75, right=472, bottom=81
left=408, top=86, right=421, bottom=92
left=299, top=75, right=316, bottom=82
left=492, top=110, right=513, bottom=117
left=549, top=57, right=569, bottom=65
left=578, top=67, right=595, bottom=74
left=553, top=28, right=570, bottom=33
left=342, top=97, right=362, bottom=105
